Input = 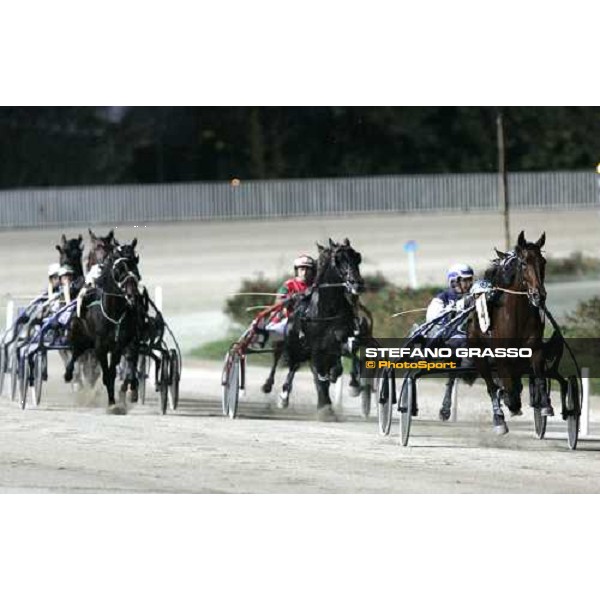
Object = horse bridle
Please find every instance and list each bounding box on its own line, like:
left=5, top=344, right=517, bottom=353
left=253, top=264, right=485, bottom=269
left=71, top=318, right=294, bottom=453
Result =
left=516, top=253, right=546, bottom=307
left=318, top=249, right=361, bottom=295
left=110, top=256, right=139, bottom=298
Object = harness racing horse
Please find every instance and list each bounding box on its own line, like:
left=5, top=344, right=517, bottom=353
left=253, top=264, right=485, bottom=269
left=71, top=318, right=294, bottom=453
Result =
left=65, top=240, right=143, bottom=409
left=51, top=234, right=87, bottom=384
left=283, top=238, right=365, bottom=420
left=87, top=228, right=118, bottom=272
left=468, top=231, right=550, bottom=435
left=261, top=301, right=374, bottom=401
left=56, top=233, right=85, bottom=285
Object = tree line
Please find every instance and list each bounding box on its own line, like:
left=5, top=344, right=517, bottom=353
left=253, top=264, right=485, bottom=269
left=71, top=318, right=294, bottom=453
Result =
left=1, top=106, right=599, bottom=189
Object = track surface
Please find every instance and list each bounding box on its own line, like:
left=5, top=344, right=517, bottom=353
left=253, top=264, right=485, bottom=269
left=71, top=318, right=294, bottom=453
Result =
left=1, top=210, right=599, bottom=492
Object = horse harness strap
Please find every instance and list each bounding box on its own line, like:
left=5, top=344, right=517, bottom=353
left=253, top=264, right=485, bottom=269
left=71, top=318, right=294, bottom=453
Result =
left=492, top=287, right=529, bottom=295
left=88, top=294, right=129, bottom=340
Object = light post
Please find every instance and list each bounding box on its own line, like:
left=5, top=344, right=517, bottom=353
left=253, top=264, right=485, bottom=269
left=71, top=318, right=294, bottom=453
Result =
left=497, top=109, right=510, bottom=251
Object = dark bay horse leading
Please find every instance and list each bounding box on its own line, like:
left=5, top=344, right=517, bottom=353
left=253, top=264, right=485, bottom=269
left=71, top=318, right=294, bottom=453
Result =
left=469, top=231, right=550, bottom=435
left=65, top=241, right=143, bottom=410
left=284, top=238, right=365, bottom=420
left=87, top=228, right=118, bottom=272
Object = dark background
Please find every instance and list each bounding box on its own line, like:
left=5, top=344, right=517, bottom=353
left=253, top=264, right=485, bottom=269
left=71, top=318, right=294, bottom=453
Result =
left=1, top=106, right=599, bottom=189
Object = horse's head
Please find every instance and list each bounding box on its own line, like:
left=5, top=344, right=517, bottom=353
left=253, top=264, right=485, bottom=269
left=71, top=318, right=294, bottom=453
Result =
left=515, top=231, right=546, bottom=307
left=110, top=239, right=141, bottom=303
left=56, top=233, right=83, bottom=273
left=317, top=238, right=365, bottom=295
left=89, top=228, right=118, bottom=266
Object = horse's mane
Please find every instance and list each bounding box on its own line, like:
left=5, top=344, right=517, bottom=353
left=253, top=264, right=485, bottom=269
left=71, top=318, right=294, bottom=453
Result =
left=314, top=247, right=333, bottom=284
left=485, top=239, right=545, bottom=287
left=484, top=253, right=517, bottom=287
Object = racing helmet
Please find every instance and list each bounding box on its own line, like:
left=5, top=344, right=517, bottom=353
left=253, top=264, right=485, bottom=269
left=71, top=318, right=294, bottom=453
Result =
left=447, top=263, right=474, bottom=286
left=293, top=254, right=316, bottom=270
left=58, top=264, right=75, bottom=278
left=48, top=262, right=61, bottom=277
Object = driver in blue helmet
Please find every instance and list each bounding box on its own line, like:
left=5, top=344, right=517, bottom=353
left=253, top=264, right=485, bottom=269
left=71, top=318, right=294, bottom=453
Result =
left=426, top=263, right=474, bottom=421
left=426, top=263, right=474, bottom=323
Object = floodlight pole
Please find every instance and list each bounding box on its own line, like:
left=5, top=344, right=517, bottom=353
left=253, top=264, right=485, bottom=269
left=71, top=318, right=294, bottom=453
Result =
left=497, top=109, right=511, bottom=251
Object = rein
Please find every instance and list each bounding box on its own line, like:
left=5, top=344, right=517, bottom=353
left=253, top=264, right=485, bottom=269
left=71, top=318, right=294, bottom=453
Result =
left=493, top=287, right=529, bottom=295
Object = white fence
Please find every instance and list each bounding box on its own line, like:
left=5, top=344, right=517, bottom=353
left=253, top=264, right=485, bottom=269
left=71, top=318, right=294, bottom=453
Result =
left=0, top=171, right=598, bottom=228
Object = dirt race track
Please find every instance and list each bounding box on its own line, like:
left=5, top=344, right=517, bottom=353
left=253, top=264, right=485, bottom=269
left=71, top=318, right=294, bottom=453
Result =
left=1, top=209, right=600, bottom=493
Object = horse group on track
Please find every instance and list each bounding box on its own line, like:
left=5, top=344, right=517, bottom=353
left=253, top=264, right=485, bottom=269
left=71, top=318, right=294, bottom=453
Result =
left=3, top=228, right=579, bottom=446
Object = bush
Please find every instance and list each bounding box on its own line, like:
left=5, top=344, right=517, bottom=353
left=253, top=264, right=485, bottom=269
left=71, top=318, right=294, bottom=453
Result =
left=224, top=270, right=438, bottom=337
left=363, top=285, right=441, bottom=338
left=225, top=273, right=287, bottom=326
left=545, top=252, right=600, bottom=281
left=563, top=296, right=600, bottom=338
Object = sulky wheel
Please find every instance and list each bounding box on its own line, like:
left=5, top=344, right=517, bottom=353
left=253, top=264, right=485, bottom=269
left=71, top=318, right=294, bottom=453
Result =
left=159, top=354, right=169, bottom=415
left=0, top=344, right=6, bottom=396
left=33, top=351, right=46, bottom=407
left=530, top=377, right=547, bottom=440
left=168, top=349, right=180, bottom=411
left=137, top=354, right=147, bottom=405
left=222, top=352, right=240, bottom=419
left=399, top=375, right=416, bottom=447
left=10, top=347, right=19, bottom=402
left=19, top=355, right=30, bottom=410
left=377, top=369, right=394, bottom=436
left=566, top=376, right=580, bottom=450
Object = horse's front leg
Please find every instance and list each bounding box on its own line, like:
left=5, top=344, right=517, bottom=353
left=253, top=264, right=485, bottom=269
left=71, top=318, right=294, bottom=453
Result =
left=120, top=345, right=139, bottom=403
left=96, top=349, right=113, bottom=405
left=311, top=356, right=337, bottom=421
left=473, top=355, right=508, bottom=435
left=262, top=342, right=282, bottom=394
left=496, top=359, right=523, bottom=417
left=278, top=361, right=299, bottom=409
left=108, top=351, right=123, bottom=406
left=64, top=346, right=87, bottom=383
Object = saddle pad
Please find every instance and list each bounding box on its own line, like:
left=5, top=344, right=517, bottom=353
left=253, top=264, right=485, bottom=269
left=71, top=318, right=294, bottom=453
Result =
left=475, top=293, right=491, bottom=333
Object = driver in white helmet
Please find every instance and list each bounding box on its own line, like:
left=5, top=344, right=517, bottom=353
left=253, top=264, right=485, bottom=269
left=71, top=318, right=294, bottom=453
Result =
left=47, top=262, right=61, bottom=296
left=426, top=263, right=474, bottom=421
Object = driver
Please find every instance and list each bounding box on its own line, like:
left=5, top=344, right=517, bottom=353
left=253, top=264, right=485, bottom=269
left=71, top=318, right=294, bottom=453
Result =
left=47, top=263, right=61, bottom=297
left=426, top=263, right=474, bottom=323
left=262, top=254, right=316, bottom=340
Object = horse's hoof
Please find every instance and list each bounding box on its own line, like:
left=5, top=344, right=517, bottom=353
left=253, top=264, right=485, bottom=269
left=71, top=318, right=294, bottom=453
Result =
left=108, top=399, right=115, bottom=406
left=541, top=405, right=554, bottom=417
left=316, top=405, right=338, bottom=422
left=261, top=382, right=273, bottom=394
left=439, top=408, right=451, bottom=422
left=493, top=423, right=509, bottom=435
left=348, top=384, right=360, bottom=397
left=64, top=372, right=73, bottom=383
left=107, top=404, right=128, bottom=415
left=509, top=409, right=523, bottom=417
left=277, top=391, right=289, bottom=409
left=130, top=390, right=138, bottom=403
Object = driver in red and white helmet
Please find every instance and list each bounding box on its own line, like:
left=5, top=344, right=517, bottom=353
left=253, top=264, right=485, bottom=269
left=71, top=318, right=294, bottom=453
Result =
left=257, top=254, right=316, bottom=342
left=276, top=254, right=316, bottom=299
